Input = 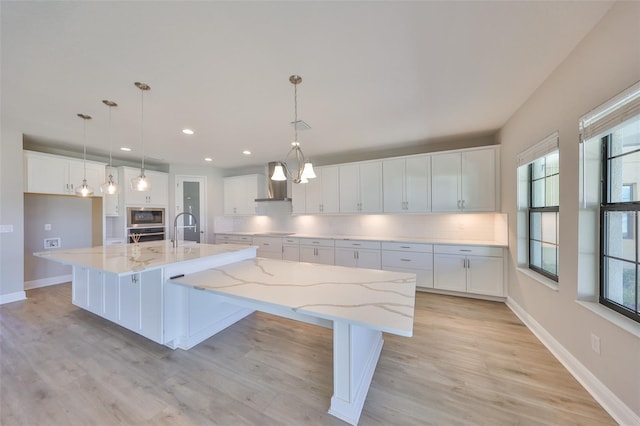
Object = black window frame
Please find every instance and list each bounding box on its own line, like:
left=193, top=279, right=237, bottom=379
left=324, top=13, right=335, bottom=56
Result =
left=600, top=134, right=640, bottom=323
left=528, top=159, right=559, bottom=282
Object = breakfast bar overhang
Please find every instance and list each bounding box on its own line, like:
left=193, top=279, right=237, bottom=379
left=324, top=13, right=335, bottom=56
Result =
left=34, top=241, right=416, bottom=425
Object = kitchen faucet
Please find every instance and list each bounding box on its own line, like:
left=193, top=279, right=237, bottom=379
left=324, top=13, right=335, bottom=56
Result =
left=173, top=212, right=197, bottom=248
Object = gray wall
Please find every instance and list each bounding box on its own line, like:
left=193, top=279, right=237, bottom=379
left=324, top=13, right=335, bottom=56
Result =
left=23, top=194, right=93, bottom=285
left=498, top=1, right=640, bottom=419
left=0, top=128, right=25, bottom=302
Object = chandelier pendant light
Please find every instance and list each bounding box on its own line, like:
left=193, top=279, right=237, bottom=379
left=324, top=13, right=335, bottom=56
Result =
left=271, top=75, right=316, bottom=184
left=131, top=81, right=152, bottom=192
left=100, top=100, right=120, bottom=195
left=75, top=113, right=94, bottom=197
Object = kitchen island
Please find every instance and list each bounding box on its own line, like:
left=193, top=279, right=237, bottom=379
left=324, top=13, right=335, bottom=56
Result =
left=35, top=240, right=416, bottom=425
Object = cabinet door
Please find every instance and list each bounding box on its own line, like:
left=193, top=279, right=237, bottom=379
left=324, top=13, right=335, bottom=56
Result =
left=359, top=162, right=382, bottom=213
left=431, top=153, right=461, bottom=212
left=335, top=248, right=358, bottom=268
left=321, top=166, right=340, bottom=214
left=282, top=245, right=300, bottom=261
left=461, top=149, right=495, bottom=212
left=300, top=246, right=317, bottom=263
left=140, top=269, right=163, bottom=342
left=119, top=274, right=141, bottom=331
left=291, top=182, right=306, bottom=214
left=383, top=158, right=406, bottom=213
left=72, top=266, right=89, bottom=309
left=305, top=172, right=323, bottom=214
left=103, top=273, right=119, bottom=321
left=467, top=255, right=504, bottom=296
left=405, top=156, right=430, bottom=213
left=356, top=249, right=381, bottom=270
left=315, top=247, right=335, bottom=265
left=223, top=178, right=235, bottom=215
left=433, top=254, right=467, bottom=292
left=26, top=153, right=68, bottom=195
left=339, top=164, right=360, bottom=213
left=147, top=170, right=169, bottom=206
left=87, top=269, right=104, bottom=315
left=104, top=193, right=120, bottom=216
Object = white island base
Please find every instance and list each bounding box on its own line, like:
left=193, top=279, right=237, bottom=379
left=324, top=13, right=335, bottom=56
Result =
left=170, top=258, right=416, bottom=425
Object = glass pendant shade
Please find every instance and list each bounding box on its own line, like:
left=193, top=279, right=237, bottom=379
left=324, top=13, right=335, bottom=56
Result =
left=271, top=163, right=287, bottom=181
left=100, top=174, right=120, bottom=195
left=75, top=179, right=93, bottom=197
left=301, top=162, right=316, bottom=180
left=131, top=173, right=151, bottom=191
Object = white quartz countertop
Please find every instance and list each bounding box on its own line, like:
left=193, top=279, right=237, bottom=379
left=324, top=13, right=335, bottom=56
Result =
left=170, top=258, right=416, bottom=337
left=34, top=241, right=257, bottom=276
left=218, top=232, right=507, bottom=247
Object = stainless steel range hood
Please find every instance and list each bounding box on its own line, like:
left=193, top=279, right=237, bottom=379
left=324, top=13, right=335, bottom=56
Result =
left=255, top=162, right=291, bottom=202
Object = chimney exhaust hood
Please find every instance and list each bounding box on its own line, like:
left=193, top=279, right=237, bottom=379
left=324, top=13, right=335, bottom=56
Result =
left=255, top=162, right=291, bottom=202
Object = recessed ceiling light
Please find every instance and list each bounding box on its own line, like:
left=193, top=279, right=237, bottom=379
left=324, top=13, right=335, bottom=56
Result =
left=204, top=157, right=213, bottom=162
left=182, top=128, right=194, bottom=135
left=120, top=147, right=131, bottom=151
left=242, top=150, right=251, bottom=155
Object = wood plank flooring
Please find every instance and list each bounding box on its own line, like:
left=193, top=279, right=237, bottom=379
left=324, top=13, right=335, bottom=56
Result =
left=0, top=284, right=614, bottom=425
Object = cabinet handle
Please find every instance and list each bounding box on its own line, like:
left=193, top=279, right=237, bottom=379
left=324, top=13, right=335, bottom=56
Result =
left=400, top=258, right=411, bottom=262
left=356, top=251, right=359, bottom=260
left=263, top=243, right=270, bottom=246
left=462, top=259, right=466, bottom=268
left=467, top=259, right=471, bottom=268
left=457, top=200, right=461, bottom=209
left=352, top=243, right=361, bottom=246
left=400, top=246, right=411, bottom=249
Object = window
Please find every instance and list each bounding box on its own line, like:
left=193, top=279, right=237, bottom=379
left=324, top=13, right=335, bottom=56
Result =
left=580, top=80, right=640, bottom=323
left=517, top=132, right=559, bottom=283
left=600, top=125, right=640, bottom=323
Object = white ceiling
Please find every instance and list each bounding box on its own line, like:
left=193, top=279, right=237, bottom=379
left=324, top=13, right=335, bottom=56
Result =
left=1, top=1, right=613, bottom=170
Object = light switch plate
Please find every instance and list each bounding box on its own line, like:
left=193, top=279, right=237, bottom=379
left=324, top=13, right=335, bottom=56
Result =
left=44, top=224, right=52, bottom=231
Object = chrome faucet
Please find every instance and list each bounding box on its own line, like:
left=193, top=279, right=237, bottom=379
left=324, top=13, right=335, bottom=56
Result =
left=173, top=212, right=197, bottom=248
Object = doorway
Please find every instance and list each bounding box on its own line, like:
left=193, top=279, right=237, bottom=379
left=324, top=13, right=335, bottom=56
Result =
left=175, top=176, right=206, bottom=243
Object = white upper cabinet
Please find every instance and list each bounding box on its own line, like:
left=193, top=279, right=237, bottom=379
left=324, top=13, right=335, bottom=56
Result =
left=122, top=167, right=169, bottom=206
left=339, top=161, right=382, bottom=213
left=431, top=147, right=498, bottom=212
left=24, top=150, right=105, bottom=197
left=383, top=155, right=431, bottom=213
left=296, top=166, right=339, bottom=215
left=223, top=174, right=266, bottom=216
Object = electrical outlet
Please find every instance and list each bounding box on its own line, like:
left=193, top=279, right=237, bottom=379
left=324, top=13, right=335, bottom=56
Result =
left=44, top=237, right=61, bottom=249
left=44, top=223, right=52, bottom=231
left=591, top=333, right=601, bottom=355
left=0, top=224, right=13, bottom=233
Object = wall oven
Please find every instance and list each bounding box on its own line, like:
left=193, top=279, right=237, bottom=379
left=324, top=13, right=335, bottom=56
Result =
left=127, top=207, right=166, bottom=243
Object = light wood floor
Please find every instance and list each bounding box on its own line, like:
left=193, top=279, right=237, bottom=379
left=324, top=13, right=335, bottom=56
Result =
left=1, top=284, right=614, bottom=425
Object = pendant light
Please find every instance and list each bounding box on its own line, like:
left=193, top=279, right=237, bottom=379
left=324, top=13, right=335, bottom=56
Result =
left=75, top=113, right=94, bottom=197
left=271, top=75, right=316, bottom=184
left=100, top=100, right=120, bottom=195
left=131, top=81, right=151, bottom=191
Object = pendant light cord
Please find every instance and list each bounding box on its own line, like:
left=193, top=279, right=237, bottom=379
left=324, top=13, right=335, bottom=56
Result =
left=82, top=119, right=87, bottom=180
left=108, top=105, right=113, bottom=175
left=140, top=88, right=145, bottom=173
left=293, top=81, right=298, bottom=143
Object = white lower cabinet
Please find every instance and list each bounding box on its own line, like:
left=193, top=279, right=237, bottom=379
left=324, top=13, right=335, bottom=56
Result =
left=282, top=238, right=300, bottom=261
left=381, top=242, right=433, bottom=289
left=72, top=266, right=90, bottom=309
left=253, top=236, right=283, bottom=259
left=299, top=239, right=335, bottom=265
left=87, top=269, right=104, bottom=315
left=334, top=240, right=381, bottom=270
left=214, top=234, right=253, bottom=245
left=433, top=245, right=504, bottom=297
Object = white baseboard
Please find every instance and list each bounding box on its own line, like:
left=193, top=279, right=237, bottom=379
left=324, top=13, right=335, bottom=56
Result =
left=24, top=274, right=71, bottom=290
left=0, top=290, right=27, bottom=305
left=506, top=297, right=640, bottom=426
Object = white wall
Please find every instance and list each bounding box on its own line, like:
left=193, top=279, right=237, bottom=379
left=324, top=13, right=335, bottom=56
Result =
left=498, top=1, right=640, bottom=420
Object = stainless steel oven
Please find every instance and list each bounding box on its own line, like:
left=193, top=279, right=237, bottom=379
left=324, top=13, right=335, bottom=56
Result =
left=128, top=227, right=166, bottom=243
left=126, top=207, right=165, bottom=228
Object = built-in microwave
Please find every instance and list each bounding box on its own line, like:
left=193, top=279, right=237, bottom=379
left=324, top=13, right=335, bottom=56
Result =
left=126, top=207, right=165, bottom=228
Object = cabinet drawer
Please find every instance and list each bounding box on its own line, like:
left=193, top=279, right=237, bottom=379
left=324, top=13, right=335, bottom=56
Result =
left=382, top=250, right=433, bottom=270
left=299, top=238, right=335, bottom=248
left=381, top=242, right=433, bottom=253
left=335, top=240, right=381, bottom=250
left=283, top=238, right=299, bottom=246
left=252, top=236, right=283, bottom=251
left=434, top=245, right=502, bottom=257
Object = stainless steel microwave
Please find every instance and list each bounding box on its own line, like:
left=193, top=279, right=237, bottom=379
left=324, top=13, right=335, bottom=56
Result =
left=126, top=207, right=165, bottom=228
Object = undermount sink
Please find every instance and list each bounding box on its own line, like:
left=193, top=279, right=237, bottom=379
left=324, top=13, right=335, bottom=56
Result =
left=254, top=232, right=295, bottom=237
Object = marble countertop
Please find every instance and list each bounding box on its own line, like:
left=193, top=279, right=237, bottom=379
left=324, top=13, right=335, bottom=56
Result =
left=170, top=257, right=416, bottom=337
left=34, top=241, right=257, bottom=276
left=217, top=231, right=507, bottom=247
